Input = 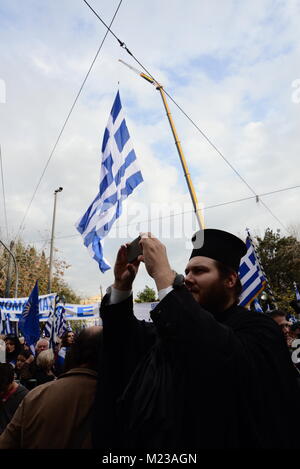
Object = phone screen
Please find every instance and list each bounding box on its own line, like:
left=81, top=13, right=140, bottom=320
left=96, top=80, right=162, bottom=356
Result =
left=127, top=236, right=142, bottom=263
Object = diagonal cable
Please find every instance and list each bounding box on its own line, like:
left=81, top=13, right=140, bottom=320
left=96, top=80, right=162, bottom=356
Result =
left=32, top=183, right=300, bottom=243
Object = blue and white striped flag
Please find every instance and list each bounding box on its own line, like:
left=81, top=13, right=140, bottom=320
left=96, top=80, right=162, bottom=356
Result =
left=44, top=303, right=66, bottom=348
left=44, top=314, right=52, bottom=338
left=293, top=281, right=300, bottom=301
left=238, top=235, right=266, bottom=307
left=76, top=90, right=144, bottom=272
left=55, top=305, right=67, bottom=338
left=287, top=313, right=297, bottom=324
left=253, top=298, right=263, bottom=313
left=0, top=310, right=12, bottom=335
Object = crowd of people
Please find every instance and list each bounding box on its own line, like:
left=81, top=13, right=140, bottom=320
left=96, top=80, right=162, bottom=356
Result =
left=0, top=228, right=300, bottom=450
left=0, top=327, right=102, bottom=447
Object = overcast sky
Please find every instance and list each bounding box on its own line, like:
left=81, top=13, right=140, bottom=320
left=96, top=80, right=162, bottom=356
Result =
left=0, top=0, right=300, bottom=300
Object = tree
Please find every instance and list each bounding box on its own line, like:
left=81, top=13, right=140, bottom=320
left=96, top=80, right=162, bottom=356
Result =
left=255, top=228, right=300, bottom=314
left=0, top=239, right=81, bottom=303
left=135, top=285, right=157, bottom=303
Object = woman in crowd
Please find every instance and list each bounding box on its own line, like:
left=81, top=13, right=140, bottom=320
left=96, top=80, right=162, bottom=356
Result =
left=55, top=330, right=76, bottom=375
left=4, top=335, right=23, bottom=367
left=14, top=350, right=35, bottom=388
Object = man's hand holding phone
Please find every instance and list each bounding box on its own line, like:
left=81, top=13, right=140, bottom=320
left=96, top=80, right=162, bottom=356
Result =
left=113, top=239, right=142, bottom=291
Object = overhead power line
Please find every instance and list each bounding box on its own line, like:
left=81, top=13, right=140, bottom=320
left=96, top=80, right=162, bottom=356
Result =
left=83, top=0, right=288, bottom=232
left=0, top=144, right=9, bottom=241
left=14, top=0, right=124, bottom=243
left=32, top=183, right=300, bottom=244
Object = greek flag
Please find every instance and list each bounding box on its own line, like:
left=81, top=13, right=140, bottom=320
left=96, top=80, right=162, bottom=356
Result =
left=44, top=303, right=66, bottom=348
left=253, top=298, right=263, bottom=313
left=56, top=305, right=67, bottom=337
left=0, top=310, right=12, bottom=335
left=238, top=235, right=266, bottom=307
left=76, top=90, right=144, bottom=272
left=293, top=281, right=300, bottom=301
left=287, top=313, right=297, bottom=324
left=44, top=316, right=52, bottom=338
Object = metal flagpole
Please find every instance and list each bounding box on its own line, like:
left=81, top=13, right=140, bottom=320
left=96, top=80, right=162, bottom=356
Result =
left=119, top=60, right=205, bottom=230
left=48, top=187, right=63, bottom=294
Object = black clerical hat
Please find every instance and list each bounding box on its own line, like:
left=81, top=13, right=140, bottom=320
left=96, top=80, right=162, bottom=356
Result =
left=190, top=229, right=247, bottom=272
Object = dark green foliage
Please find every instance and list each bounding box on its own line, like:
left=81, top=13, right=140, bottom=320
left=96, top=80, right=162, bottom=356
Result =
left=135, top=285, right=157, bottom=303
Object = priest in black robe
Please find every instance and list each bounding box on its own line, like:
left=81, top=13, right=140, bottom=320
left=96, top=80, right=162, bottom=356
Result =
left=92, top=229, right=300, bottom=449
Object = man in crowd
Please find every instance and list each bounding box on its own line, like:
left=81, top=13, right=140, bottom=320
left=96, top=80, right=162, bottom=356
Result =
left=0, top=326, right=102, bottom=448
left=92, top=229, right=300, bottom=449
left=19, top=338, right=50, bottom=389
left=0, top=363, right=28, bottom=434
left=35, top=339, right=49, bottom=355
left=268, top=309, right=291, bottom=345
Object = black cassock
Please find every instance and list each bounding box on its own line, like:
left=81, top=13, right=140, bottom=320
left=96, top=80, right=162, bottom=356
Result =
left=92, top=285, right=300, bottom=449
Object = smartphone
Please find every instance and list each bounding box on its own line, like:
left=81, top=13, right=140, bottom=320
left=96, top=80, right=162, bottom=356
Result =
left=127, top=236, right=143, bottom=263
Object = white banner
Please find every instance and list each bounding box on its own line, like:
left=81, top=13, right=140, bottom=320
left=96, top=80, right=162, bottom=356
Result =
left=133, top=302, right=158, bottom=322
left=63, top=303, right=100, bottom=321
left=0, top=293, right=56, bottom=321
left=0, top=295, right=159, bottom=322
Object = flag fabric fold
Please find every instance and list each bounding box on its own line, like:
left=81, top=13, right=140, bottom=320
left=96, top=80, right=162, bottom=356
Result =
left=238, top=233, right=266, bottom=307
left=44, top=301, right=67, bottom=349
left=19, top=281, right=40, bottom=354
left=76, top=90, right=143, bottom=272
left=293, top=281, right=300, bottom=301
left=0, top=309, right=12, bottom=335
left=253, top=298, right=264, bottom=313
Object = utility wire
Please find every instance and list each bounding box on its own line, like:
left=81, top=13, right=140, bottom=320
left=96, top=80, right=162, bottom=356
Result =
left=32, top=183, right=300, bottom=244
left=14, top=0, right=124, bottom=243
left=0, top=144, right=9, bottom=241
left=83, top=0, right=288, bottom=232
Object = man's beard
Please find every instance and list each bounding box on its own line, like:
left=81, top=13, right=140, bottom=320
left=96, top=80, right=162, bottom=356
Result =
left=193, top=282, right=232, bottom=314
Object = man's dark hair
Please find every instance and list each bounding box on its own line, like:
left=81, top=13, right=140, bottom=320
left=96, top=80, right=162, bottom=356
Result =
left=4, top=335, right=23, bottom=360
left=0, top=363, right=14, bottom=394
left=17, top=349, right=32, bottom=360
left=63, top=327, right=103, bottom=372
left=269, top=309, right=286, bottom=319
left=215, top=261, right=243, bottom=300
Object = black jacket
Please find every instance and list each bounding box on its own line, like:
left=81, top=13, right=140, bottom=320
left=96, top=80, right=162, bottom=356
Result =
left=0, top=384, right=28, bottom=434
left=93, top=285, right=300, bottom=449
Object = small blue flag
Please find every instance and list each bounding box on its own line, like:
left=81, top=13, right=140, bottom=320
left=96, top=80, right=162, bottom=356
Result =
left=76, top=90, right=144, bottom=272
left=19, top=281, right=40, bottom=354
left=253, top=298, right=263, bottom=313
left=293, top=281, right=300, bottom=301
left=0, top=310, right=12, bottom=335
